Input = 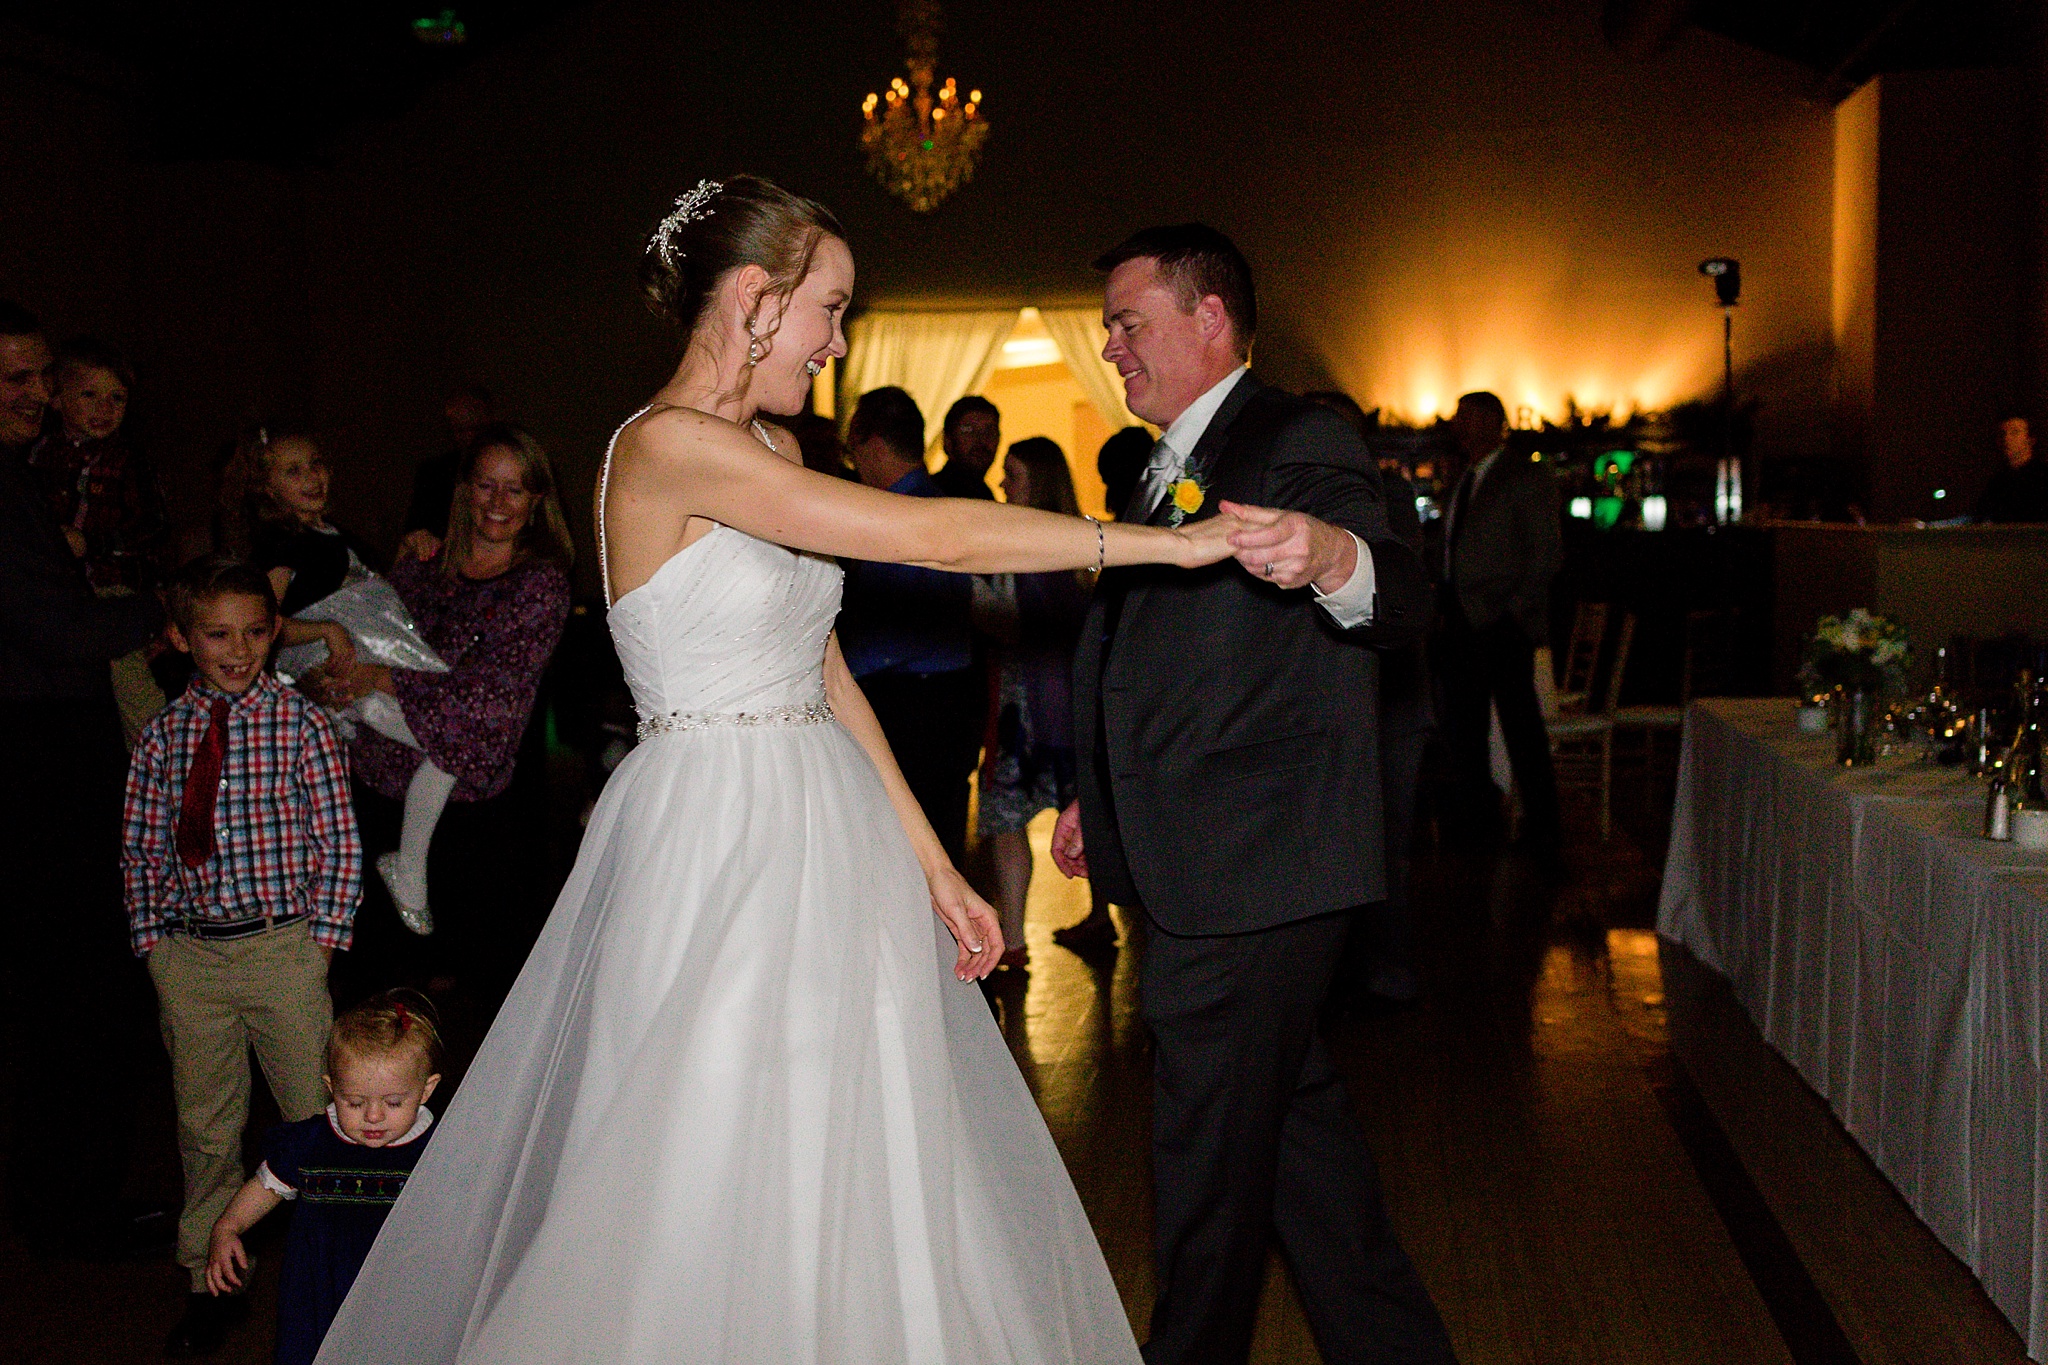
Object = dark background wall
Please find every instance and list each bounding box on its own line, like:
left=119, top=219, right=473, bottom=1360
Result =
left=0, top=55, right=315, bottom=555
left=1862, top=68, right=2030, bottom=521
left=1, top=0, right=2000, bottom=590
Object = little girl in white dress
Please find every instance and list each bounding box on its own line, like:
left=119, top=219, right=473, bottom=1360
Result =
left=276, top=560, right=454, bottom=934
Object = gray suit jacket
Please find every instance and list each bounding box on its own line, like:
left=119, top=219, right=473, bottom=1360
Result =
left=1073, top=376, right=1431, bottom=935
left=1444, top=453, right=1562, bottom=644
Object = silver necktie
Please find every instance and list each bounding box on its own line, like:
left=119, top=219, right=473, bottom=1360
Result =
left=1134, top=437, right=1181, bottom=520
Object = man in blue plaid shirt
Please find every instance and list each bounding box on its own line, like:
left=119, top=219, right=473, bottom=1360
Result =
left=122, top=556, right=360, bottom=1357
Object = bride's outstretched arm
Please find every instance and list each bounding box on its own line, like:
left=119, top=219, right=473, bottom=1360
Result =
left=611, top=408, right=1239, bottom=577
left=822, top=631, right=1003, bottom=983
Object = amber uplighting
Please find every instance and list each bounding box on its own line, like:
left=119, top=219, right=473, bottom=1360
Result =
left=1355, top=316, right=1709, bottom=427
left=1309, top=216, right=1750, bottom=427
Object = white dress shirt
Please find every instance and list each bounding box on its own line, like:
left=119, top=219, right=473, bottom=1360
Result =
left=1149, top=367, right=1379, bottom=628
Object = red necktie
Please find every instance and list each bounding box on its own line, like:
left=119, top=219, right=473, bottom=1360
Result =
left=175, top=699, right=230, bottom=868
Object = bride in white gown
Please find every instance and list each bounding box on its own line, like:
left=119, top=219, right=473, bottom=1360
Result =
left=315, top=176, right=1249, bottom=1363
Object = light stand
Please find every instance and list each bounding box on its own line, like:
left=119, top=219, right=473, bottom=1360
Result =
left=1700, top=258, right=1741, bottom=523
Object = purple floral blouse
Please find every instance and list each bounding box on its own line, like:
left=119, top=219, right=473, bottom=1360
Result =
left=351, top=553, right=571, bottom=804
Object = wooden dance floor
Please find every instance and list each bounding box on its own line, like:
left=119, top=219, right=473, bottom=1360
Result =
left=1, top=805, right=2031, bottom=1363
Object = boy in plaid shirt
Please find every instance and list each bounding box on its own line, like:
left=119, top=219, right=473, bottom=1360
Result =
left=123, top=555, right=361, bottom=1357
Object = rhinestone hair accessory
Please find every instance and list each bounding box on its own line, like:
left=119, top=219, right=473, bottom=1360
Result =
left=653, top=179, right=723, bottom=265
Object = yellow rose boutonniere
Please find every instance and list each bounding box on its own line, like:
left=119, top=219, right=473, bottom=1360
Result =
left=1168, top=476, right=1206, bottom=526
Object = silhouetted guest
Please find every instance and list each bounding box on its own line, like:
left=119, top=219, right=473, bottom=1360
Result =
left=1096, top=424, right=1153, bottom=519
left=1050, top=423, right=1157, bottom=953
left=837, top=387, right=980, bottom=865
left=0, top=301, right=166, bottom=1257
left=979, top=438, right=1094, bottom=969
left=28, top=337, right=166, bottom=592
left=1974, top=413, right=2048, bottom=523
left=1436, top=390, right=1563, bottom=854
left=29, top=337, right=170, bottom=744
left=931, top=394, right=999, bottom=499
left=789, top=411, right=855, bottom=479
left=1307, top=389, right=1431, bottom=1004
left=400, top=383, right=494, bottom=552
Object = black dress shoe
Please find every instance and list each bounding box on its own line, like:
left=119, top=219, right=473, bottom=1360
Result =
left=1051, top=914, right=1119, bottom=954
left=164, top=1292, right=247, bottom=1358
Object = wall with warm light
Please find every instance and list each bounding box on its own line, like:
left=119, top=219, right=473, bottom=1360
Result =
left=0, top=0, right=1847, bottom=580
left=298, top=0, right=1837, bottom=567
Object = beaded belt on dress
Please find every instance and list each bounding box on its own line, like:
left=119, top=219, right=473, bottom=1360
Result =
left=635, top=699, right=835, bottom=741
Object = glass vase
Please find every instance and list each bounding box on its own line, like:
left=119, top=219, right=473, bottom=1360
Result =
left=1837, top=687, right=1879, bottom=766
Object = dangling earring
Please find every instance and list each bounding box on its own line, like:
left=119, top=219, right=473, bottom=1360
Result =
left=746, top=321, right=764, bottom=368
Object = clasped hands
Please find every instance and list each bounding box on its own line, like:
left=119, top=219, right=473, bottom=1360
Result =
left=1173, top=501, right=1358, bottom=594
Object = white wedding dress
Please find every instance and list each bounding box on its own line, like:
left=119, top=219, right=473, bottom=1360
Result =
left=315, top=416, right=1141, bottom=1363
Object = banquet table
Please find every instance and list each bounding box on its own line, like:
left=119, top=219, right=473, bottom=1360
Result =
left=1658, top=697, right=2048, bottom=1358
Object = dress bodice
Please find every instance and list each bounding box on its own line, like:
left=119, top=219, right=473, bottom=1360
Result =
left=597, top=409, right=843, bottom=723
left=607, top=524, right=842, bottom=720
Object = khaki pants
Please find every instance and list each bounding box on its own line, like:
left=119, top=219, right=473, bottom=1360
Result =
left=146, top=921, right=332, bottom=1290
left=95, top=586, right=168, bottom=749
left=110, top=648, right=167, bottom=748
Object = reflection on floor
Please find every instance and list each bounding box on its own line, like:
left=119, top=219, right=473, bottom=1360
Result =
left=993, top=808, right=2030, bottom=1365
left=4, top=804, right=2032, bottom=1363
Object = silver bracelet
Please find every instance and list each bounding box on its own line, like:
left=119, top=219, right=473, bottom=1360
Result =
left=1083, top=514, right=1104, bottom=575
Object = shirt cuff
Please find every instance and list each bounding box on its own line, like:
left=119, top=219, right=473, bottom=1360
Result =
left=130, top=920, right=166, bottom=957
left=256, top=1161, right=298, bottom=1200
left=310, top=914, right=354, bottom=953
left=1313, top=531, right=1377, bottom=628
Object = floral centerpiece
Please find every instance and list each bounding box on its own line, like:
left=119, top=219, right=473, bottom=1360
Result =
left=1801, top=608, right=1911, bottom=693
left=1799, top=608, right=1909, bottom=764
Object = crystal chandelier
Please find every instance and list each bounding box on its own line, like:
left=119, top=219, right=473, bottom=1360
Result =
left=860, top=0, right=989, bottom=213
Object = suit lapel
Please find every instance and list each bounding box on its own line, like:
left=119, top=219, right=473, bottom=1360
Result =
left=1450, top=455, right=1515, bottom=577
left=1468, top=455, right=1514, bottom=522
left=1183, top=372, right=1261, bottom=496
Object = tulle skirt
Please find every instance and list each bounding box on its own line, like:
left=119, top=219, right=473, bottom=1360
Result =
left=313, top=721, right=1140, bottom=1364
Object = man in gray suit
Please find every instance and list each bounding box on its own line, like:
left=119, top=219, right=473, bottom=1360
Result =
left=1056, top=226, right=1453, bottom=1365
left=1436, top=390, right=1563, bottom=852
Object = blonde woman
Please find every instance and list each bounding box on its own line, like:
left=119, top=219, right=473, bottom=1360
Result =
left=309, top=426, right=572, bottom=974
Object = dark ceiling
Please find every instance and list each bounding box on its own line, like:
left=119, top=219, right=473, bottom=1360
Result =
left=1, top=0, right=2031, bottom=166
left=0, top=2, right=586, bottom=162
left=1605, top=0, right=2033, bottom=95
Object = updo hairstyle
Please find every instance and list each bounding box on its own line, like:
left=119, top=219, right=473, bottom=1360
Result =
left=639, top=175, right=847, bottom=362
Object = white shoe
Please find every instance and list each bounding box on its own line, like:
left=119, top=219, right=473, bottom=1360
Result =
left=377, top=851, right=434, bottom=935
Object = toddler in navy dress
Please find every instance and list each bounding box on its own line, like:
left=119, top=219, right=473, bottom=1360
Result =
left=205, top=991, right=444, bottom=1365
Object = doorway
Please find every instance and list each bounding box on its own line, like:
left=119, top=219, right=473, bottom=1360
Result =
left=833, top=305, right=1144, bottom=518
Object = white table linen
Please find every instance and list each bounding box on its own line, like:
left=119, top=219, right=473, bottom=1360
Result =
left=1659, top=698, right=2048, bottom=1359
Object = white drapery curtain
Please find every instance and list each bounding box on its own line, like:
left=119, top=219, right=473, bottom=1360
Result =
left=1038, top=308, right=1142, bottom=432
left=838, top=310, right=1020, bottom=451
